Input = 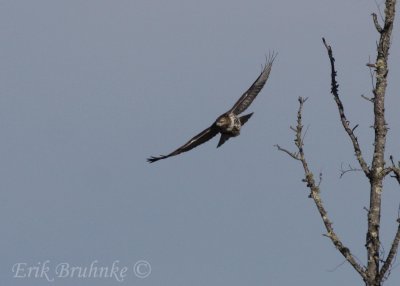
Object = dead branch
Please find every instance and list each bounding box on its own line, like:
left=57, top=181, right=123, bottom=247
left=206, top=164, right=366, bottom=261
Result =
left=387, top=156, right=400, bottom=184
left=322, top=38, right=371, bottom=178
left=274, top=144, right=300, bottom=160
left=365, top=1, right=396, bottom=283
left=372, top=13, right=384, bottom=32
left=340, top=163, right=363, bottom=178
left=276, top=97, right=367, bottom=281
left=380, top=221, right=400, bottom=280
left=361, top=94, right=375, bottom=103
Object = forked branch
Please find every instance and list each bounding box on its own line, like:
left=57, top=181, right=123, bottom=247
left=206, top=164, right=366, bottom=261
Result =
left=276, top=97, right=367, bottom=281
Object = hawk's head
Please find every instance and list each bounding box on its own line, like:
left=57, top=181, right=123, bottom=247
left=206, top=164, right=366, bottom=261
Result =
left=216, top=114, right=231, bottom=129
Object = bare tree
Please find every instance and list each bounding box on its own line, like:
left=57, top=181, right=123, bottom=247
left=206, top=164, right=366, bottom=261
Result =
left=275, top=1, right=399, bottom=285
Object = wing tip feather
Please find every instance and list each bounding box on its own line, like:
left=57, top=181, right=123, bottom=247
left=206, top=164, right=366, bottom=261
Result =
left=147, top=155, right=166, bottom=163
left=261, top=51, right=277, bottom=73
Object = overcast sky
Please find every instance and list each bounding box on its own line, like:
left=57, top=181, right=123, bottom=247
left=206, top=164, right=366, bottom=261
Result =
left=1, top=1, right=400, bottom=285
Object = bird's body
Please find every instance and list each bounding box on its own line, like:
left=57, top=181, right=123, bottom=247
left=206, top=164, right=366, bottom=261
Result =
left=147, top=53, right=276, bottom=163
left=214, top=112, right=254, bottom=148
left=216, top=113, right=241, bottom=136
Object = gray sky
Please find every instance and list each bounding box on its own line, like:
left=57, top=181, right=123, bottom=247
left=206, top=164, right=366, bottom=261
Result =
left=1, top=1, right=400, bottom=285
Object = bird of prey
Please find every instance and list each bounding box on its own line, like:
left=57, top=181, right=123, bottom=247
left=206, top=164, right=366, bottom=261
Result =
left=147, top=53, right=276, bottom=163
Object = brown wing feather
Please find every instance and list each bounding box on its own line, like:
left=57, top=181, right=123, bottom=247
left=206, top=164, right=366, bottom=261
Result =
left=147, top=125, right=219, bottom=163
left=229, top=53, right=276, bottom=115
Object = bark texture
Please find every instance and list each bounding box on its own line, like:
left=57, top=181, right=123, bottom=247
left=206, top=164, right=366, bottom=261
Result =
left=276, top=1, right=398, bottom=285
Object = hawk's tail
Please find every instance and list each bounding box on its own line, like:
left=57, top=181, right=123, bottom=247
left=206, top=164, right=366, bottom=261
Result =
left=239, top=113, right=253, bottom=125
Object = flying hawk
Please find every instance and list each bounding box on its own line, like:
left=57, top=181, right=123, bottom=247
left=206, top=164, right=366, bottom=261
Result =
left=147, top=53, right=276, bottom=163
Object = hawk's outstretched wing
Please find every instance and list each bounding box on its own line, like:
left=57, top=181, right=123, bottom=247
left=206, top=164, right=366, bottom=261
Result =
left=228, top=53, right=276, bottom=115
left=147, top=125, right=219, bottom=163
